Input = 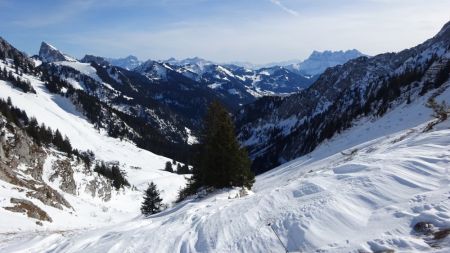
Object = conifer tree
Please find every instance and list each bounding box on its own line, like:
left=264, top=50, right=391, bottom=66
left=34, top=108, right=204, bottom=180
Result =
left=53, top=129, right=64, bottom=148
left=196, top=101, right=255, bottom=189
left=164, top=161, right=173, bottom=173
left=141, top=182, right=163, bottom=216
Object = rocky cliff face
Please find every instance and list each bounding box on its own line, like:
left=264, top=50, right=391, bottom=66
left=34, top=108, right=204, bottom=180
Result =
left=0, top=116, right=114, bottom=225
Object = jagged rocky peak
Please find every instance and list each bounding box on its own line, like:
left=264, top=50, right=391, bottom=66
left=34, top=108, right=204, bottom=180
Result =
left=309, top=49, right=363, bottom=59
left=291, top=49, right=366, bottom=76
left=38, top=41, right=76, bottom=63
left=81, top=54, right=110, bottom=66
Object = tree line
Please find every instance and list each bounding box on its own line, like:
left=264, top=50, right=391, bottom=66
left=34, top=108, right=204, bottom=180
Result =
left=0, top=66, right=36, bottom=93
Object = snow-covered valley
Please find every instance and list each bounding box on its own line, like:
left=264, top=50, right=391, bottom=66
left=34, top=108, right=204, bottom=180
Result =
left=0, top=6, right=449, bottom=252
left=1, top=74, right=449, bottom=252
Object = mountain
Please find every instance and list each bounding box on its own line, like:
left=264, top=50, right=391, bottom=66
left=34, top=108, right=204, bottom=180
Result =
left=163, top=56, right=214, bottom=68
left=236, top=22, right=450, bottom=173
left=105, top=55, right=142, bottom=70
left=37, top=41, right=201, bottom=164
left=38, top=42, right=76, bottom=63
left=160, top=51, right=363, bottom=99
left=80, top=54, right=110, bottom=66
left=0, top=38, right=188, bottom=232
left=287, top=49, right=365, bottom=76
left=2, top=33, right=450, bottom=251
left=160, top=60, right=315, bottom=97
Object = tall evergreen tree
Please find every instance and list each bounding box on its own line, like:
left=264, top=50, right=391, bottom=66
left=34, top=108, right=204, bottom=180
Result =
left=141, top=182, right=163, bottom=216
left=196, top=101, right=255, bottom=189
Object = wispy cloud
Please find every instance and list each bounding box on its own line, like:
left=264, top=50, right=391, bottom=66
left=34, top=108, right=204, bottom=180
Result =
left=12, top=1, right=94, bottom=28
left=269, top=0, right=298, bottom=16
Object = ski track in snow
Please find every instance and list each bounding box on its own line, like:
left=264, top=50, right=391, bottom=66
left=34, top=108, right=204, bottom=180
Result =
left=1, top=77, right=450, bottom=252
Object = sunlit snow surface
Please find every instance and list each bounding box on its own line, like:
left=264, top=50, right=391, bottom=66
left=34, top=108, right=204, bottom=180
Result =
left=1, top=69, right=450, bottom=252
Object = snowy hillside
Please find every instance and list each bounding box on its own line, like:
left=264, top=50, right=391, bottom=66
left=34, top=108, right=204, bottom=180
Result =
left=1, top=75, right=449, bottom=252
left=0, top=59, right=187, bottom=231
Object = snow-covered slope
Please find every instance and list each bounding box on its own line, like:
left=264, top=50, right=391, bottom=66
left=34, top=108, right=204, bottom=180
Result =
left=1, top=73, right=449, bottom=253
left=0, top=61, right=186, bottom=198
left=0, top=60, right=187, bottom=231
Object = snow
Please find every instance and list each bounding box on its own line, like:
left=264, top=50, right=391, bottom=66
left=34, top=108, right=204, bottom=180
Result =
left=65, top=77, right=85, bottom=90
left=0, top=77, right=185, bottom=199
left=55, top=61, right=103, bottom=83
left=0, top=62, right=187, bottom=230
left=227, top=88, right=240, bottom=95
left=207, top=82, right=222, bottom=89
left=185, top=127, right=198, bottom=145
left=216, top=65, right=235, bottom=77
left=1, top=73, right=450, bottom=252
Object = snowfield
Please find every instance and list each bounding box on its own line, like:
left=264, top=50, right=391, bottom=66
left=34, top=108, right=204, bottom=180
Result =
left=1, top=78, right=450, bottom=252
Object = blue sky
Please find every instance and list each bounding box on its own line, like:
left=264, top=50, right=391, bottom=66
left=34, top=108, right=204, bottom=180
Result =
left=0, top=0, right=449, bottom=63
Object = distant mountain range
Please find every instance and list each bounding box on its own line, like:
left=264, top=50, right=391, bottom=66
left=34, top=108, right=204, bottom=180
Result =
left=33, top=42, right=366, bottom=152
left=105, top=49, right=364, bottom=97
left=286, top=49, right=366, bottom=76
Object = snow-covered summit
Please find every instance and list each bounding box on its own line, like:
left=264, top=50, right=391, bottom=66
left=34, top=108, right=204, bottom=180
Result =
left=38, top=41, right=76, bottom=63
left=105, top=55, right=142, bottom=70
left=163, top=57, right=214, bottom=68
left=287, top=49, right=365, bottom=76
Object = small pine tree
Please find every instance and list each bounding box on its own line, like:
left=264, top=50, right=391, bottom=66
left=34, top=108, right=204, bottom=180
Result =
left=61, top=135, right=72, bottom=155
left=141, top=182, right=163, bottom=216
left=53, top=129, right=64, bottom=148
left=164, top=161, right=173, bottom=173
